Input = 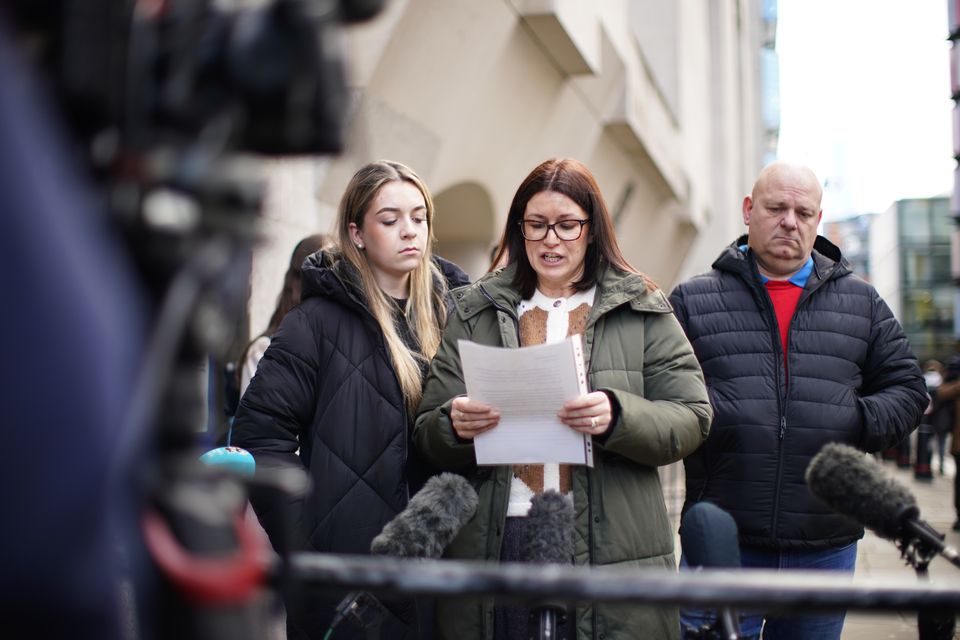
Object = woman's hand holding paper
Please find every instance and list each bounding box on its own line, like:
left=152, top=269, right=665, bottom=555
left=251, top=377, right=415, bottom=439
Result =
left=450, top=396, right=500, bottom=440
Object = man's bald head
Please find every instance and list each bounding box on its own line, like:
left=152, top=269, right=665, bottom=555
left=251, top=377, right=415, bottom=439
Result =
left=751, top=162, right=823, bottom=205
left=743, top=162, right=824, bottom=280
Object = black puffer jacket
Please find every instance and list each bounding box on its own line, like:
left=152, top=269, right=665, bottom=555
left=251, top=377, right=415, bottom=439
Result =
left=669, top=235, right=926, bottom=549
left=232, top=250, right=469, bottom=639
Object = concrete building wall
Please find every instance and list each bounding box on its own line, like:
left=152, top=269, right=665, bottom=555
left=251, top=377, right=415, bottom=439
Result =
left=870, top=201, right=902, bottom=320
left=245, top=0, right=770, bottom=342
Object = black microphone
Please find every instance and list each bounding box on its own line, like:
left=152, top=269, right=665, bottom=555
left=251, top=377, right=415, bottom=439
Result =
left=807, top=443, right=959, bottom=640
left=521, top=490, right=574, bottom=640
left=680, top=502, right=742, bottom=640
left=805, top=443, right=960, bottom=569
left=329, top=472, right=479, bottom=633
left=681, top=502, right=741, bottom=569
left=370, top=472, right=479, bottom=558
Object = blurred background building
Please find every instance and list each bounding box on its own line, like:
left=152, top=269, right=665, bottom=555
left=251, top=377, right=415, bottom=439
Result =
left=871, top=197, right=953, bottom=363
left=244, top=0, right=778, bottom=341
left=951, top=0, right=960, bottom=356
left=759, top=0, right=780, bottom=165
left=796, top=2, right=958, bottom=367
left=822, top=215, right=873, bottom=281
left=823, top=196, right=952, bottom=366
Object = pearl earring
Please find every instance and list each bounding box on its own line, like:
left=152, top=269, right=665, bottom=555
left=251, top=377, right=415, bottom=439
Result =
left=357, top=243, right=363, bottom=249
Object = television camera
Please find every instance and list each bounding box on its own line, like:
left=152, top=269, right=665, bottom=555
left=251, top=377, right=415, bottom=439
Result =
left=5, top=1, right=385, bottom=638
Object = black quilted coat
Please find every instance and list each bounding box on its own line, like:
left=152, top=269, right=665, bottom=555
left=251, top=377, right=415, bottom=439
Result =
left=232, top=250, right=469, bottom=639
left=669, top=235, right=926, bottom=549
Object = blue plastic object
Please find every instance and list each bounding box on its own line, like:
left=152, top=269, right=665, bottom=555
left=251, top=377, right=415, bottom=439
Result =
left=199, top=446, right=256, bottom=477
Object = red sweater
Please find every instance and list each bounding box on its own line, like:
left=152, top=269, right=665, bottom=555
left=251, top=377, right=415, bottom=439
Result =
left=765, top=279, right=802, bottom=372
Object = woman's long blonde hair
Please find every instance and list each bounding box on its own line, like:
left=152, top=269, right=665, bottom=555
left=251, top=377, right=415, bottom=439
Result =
left=336, top=160, right=447, bottom=412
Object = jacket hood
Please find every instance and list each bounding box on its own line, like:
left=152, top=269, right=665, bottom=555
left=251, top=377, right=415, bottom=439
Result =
left=450, top=261, right=672, bottom=322
left=300, top=248, right=470, bottom=308
left=716, top=234, right=851, bottom=283
left=300, top=249, right=364, bottom=308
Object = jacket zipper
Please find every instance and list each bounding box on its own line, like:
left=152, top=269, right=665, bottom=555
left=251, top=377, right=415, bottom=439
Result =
left=732, top=250, right=834, bottom=544
left=754, top=274, right=787, bottom=544
left=763, top=270, right=825, bottom=542
left=476, top=284, right=518, bottom=640
left=588, top=469, right=598, bottom=639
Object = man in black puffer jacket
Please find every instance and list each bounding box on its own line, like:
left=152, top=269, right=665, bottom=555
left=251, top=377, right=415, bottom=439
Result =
left=670, top=162, right=927, bottom=640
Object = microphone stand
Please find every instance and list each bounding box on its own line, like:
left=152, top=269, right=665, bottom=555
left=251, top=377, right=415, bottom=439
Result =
left=530, top=603, right=566, bottom=640
left=894, top=507, right=958, bottom=640
left=717, top=608, right=741, bottom=640
left=682, top=606, right=740, bottom=640
left=329, top=591, right=388, bottom=639
left=898, top=513, right=960, bottom=570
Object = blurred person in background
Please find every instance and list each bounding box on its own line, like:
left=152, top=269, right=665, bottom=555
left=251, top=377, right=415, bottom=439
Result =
left=238, top=233, right=329, bottom=397
left=922, top=360, right=952, bottom=477
left=935, top=355, right=960, bottom=531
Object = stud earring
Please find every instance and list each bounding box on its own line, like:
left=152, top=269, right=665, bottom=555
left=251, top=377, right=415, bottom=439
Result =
left=357, top=243, right=363, bottom=249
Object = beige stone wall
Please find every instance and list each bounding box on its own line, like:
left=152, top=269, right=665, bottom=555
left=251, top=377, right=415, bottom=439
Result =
left=245, top=0, right=767, bottom=340
left=246, top=157, right=334, bottom=342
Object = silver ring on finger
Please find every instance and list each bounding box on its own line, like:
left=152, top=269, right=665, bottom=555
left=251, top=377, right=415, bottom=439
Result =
left=590, top=417, right=598, bottom=429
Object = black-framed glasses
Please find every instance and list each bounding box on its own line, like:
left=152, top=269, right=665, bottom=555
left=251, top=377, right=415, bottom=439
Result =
left=519, top=218, right=589, bottom=241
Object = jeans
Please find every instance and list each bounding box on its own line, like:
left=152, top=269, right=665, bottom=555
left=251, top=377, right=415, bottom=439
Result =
left=934, top=432, right=948, bottom=473
left=680, top=542, right=857, bottom=640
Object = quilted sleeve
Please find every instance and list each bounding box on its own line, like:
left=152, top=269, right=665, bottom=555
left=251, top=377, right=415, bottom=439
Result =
left=857, top=290, right=928, bottom=452
left=232, top=304, right=319, bottom=550
left=599, top=310, right=713, bottom=466
left=413, top=313, right=480, bottom=472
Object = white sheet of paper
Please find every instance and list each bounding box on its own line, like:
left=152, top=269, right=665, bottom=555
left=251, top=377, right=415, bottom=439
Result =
left=458, top=336, right=593, bottom=466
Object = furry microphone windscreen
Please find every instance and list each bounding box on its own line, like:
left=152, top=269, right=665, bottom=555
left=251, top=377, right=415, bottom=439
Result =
left=805, top=442, right=918, bottom=541
left=369, top=472, right=478, bottom=559
left=521, top=490, right=575, bottom=565
left=680, top=502, right=741, bottom=569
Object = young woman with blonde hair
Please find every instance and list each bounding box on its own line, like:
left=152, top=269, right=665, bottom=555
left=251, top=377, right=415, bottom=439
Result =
left=233, top=160, right=468, bottom=639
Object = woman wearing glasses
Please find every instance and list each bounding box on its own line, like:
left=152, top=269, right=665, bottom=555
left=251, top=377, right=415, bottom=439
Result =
left=414, top=158, right=712, bottom=639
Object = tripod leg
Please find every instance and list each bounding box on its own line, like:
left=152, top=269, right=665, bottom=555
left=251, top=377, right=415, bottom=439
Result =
left=719, top=607, right=741, bottom=640
left=917, top=608, right=955, bottom=640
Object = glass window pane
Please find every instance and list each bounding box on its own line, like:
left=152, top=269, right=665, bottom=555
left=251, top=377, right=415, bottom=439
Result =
left=899, top=200, right=930, bottom=240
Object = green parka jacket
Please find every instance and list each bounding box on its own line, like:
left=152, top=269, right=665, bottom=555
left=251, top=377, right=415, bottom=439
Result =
left=413, top=263, right=712, bottom=639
